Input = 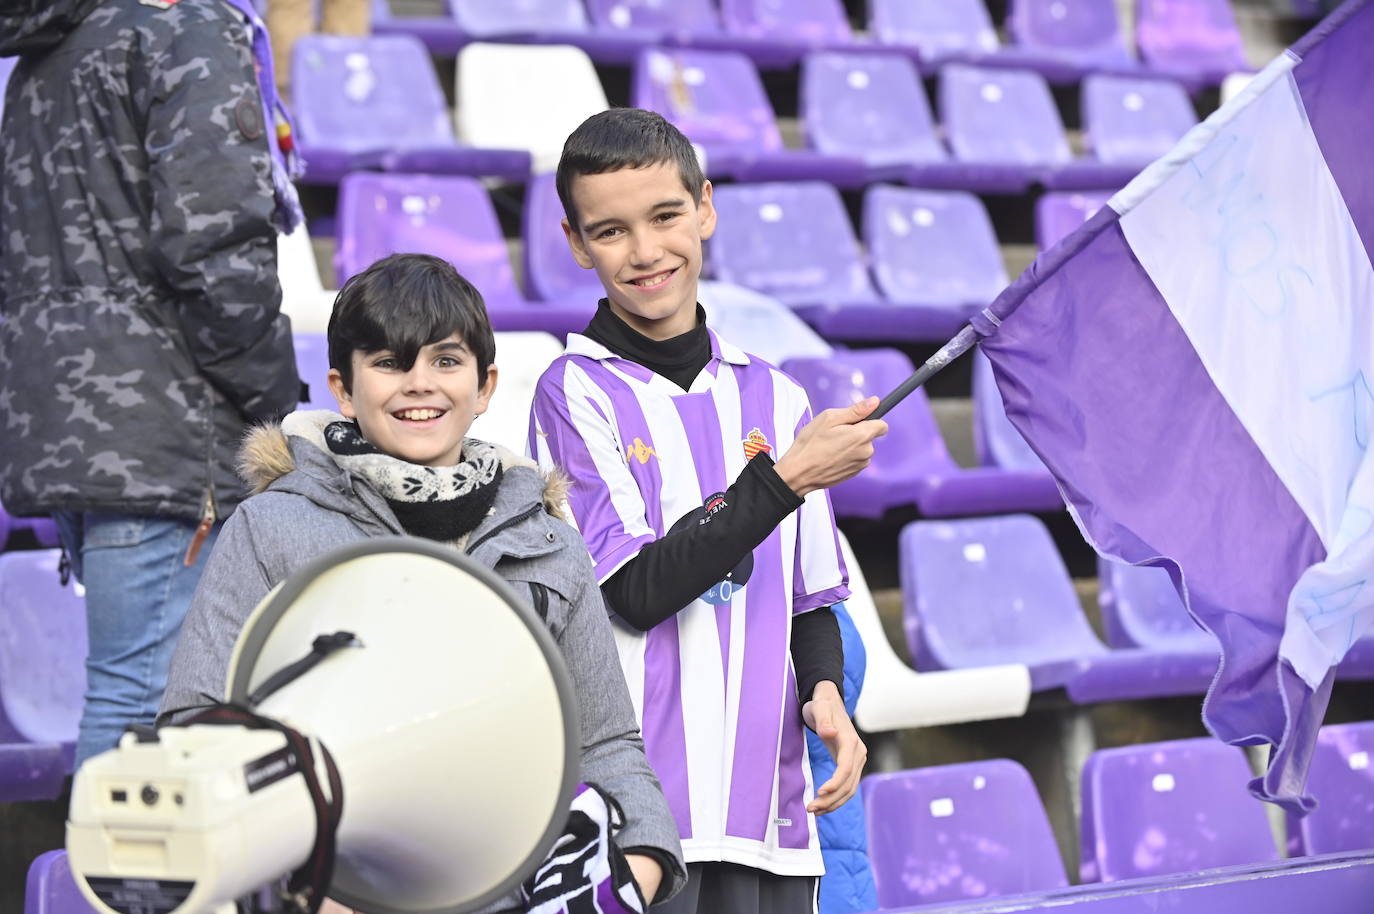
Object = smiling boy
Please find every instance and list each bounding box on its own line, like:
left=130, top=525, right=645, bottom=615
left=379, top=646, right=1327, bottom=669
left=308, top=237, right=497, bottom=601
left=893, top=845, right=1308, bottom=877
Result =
left=162, top=253, right=684, bottom=912
left=529, top=109, right=887, bottom=913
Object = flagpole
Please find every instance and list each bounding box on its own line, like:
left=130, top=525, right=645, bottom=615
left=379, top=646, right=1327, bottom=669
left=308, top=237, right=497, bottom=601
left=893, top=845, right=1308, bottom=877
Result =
left=870, top=324, right=980, bottom=420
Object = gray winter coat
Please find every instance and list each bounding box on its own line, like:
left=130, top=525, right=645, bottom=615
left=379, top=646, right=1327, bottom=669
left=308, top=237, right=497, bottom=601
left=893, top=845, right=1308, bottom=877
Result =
left=161, top=419, right=686, bottom=907
left=0, top=0, right=299, bottom=521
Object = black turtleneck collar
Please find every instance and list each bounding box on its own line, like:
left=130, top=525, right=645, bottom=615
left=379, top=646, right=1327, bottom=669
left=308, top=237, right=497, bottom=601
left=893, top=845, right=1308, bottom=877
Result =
left=583, top=299, right=711, bottom=392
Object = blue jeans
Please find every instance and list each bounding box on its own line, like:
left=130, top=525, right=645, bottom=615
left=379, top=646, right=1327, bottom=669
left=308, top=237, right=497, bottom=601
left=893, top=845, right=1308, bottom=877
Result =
left=54, top=512, right=221, bottom=766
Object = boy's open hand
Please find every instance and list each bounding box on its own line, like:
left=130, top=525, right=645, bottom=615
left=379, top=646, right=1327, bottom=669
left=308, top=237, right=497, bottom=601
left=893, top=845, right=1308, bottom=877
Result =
left=802, top=680, right=867, bottom=815
left=775, top=397, right=888, bottom=498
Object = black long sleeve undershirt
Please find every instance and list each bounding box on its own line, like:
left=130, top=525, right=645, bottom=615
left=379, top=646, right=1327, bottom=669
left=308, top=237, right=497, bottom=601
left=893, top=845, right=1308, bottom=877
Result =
left=584, top=301, right=845, bottom=703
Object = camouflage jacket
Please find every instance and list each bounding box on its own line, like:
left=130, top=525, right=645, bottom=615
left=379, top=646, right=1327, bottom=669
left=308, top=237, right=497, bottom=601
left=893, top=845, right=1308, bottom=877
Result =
left=0, top=0, right=300, bottom=523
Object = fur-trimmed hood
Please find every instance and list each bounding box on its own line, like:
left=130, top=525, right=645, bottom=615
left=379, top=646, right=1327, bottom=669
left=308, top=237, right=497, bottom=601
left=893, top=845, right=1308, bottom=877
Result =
left=237, top=410, right=570, bottom=521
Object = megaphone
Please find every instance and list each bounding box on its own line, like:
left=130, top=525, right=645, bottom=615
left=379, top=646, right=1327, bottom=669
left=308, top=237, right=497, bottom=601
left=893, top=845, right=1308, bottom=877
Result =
left=66, top=538, right=579, bottom=914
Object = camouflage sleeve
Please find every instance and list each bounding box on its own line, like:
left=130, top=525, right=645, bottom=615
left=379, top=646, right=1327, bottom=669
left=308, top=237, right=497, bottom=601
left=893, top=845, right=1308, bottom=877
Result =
left=143, top=7, right=299, bottom=423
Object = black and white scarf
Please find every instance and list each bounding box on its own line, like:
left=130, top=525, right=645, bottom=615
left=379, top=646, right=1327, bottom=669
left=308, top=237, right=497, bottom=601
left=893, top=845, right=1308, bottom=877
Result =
left=284, top=412, right=503, bottom=543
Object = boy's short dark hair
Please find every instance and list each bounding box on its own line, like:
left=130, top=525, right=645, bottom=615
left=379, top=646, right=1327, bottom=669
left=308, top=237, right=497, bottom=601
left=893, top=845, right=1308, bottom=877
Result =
left=327, top=253, right=496, bottom=392
left=556, top=108, right=706, bottom=229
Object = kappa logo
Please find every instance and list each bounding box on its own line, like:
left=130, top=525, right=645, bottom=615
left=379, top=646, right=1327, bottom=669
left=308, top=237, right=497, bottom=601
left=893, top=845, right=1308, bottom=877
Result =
left=625, top=437, right=657, bottom=465
left=742, top=427, right=772, bottom=460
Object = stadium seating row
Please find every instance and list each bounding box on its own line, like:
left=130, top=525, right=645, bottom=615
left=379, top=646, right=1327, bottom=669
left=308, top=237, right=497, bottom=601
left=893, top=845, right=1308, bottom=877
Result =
left=277, top=171, right=1116, bottom=344
left=369, top=0, right=1250, bottom=90
left=20, top=723, right=1374, bottom=913
left=862, top=724, right=1374, bottom=909
left=289, top=35, right=1199, bottom=192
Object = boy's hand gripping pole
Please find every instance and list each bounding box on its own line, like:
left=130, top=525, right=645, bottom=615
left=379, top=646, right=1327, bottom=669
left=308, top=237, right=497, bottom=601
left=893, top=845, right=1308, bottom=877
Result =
left=869, top=325, right=980, bottom=421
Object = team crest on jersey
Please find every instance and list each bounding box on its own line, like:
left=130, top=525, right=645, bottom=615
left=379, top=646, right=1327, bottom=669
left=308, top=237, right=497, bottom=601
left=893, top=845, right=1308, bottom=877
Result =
left=742, top=427, right=772, bottom=460
left=625, top=437, right=657, bottom=465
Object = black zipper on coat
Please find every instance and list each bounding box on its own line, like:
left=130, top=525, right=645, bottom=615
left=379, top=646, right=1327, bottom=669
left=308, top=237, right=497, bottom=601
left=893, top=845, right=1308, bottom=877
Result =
left=463, top=502, right=543, bottom=556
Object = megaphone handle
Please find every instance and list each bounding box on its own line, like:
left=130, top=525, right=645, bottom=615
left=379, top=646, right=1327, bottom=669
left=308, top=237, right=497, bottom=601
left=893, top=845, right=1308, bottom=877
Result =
left=870, top=325, right=980, bottom=421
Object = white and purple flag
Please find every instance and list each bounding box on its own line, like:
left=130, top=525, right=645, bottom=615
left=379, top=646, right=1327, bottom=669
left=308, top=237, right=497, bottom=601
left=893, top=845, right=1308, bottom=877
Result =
left=976, top=0, right=1374, bottom=811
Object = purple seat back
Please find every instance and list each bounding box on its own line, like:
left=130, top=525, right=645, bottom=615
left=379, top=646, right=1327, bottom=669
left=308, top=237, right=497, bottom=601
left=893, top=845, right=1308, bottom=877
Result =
left=293, top=332, right=335, bottom=411
left=899, top=515, right=1107, bottom=671
left=633, top=48, right=785, bottom=158
left=1097, top=559, right=1218, bottom=652
left=1080, top=738, right=1279, bottom=883
left=801, top=52, right=948, bottom=167
left=451, top=0, right=588, bottom=35
left=940, top=64, right=1072, bottom=166
left=864, top=185, right=1007, bottom=306
left=522, top=174, right=602, bottom=302
left=1035, top=190, right=1114, bottom=250
left=0, top=56, right=16, bottom=125
left=863, top=760, right=1068, bottom=908
left=586, top=0, right=722, bottom=36
left=1082, top=74, right=1197, bottom=165
left=708, top=182, right=877, bottom=305
left=1134, top=0, right=1248, bottom=75
left=0, top=551, right=85, bottom=745
left=1007, top=0, right=1134, bottom=66
left=24, top=850, right=99, bottom=914
left=869, top=0, right=1001, bottom=60
left=0, top=502, right=11, bottom=549
left=291, top=35, right=455, bottom=153
left=786, top=349, right=958, bottom=495
left=1290, top=721, right=1374, bottom=856
left=335, top=173, right=520, bottom=298
left=719, top=0, right=853, bottom=45
left=972, top=349, right=1048, bottom=471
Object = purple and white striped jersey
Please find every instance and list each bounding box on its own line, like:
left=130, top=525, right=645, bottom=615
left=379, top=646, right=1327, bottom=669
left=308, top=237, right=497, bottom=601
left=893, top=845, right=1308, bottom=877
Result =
left=529, top=329, right=850, bottom=875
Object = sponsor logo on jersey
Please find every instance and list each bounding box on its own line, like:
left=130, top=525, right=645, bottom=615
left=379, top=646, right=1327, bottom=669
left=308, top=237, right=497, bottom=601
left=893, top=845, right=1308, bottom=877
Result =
left=626, top=437, right=657, bottom=465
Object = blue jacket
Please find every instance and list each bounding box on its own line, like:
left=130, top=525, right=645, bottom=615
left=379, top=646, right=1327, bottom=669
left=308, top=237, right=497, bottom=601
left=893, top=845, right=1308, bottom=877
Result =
left=808, top=604, right=877, bottom=914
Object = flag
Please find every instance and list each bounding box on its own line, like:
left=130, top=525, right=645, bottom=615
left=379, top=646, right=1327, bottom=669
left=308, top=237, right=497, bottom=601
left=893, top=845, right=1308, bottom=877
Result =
left=976, top=0, right=1374, bottom=812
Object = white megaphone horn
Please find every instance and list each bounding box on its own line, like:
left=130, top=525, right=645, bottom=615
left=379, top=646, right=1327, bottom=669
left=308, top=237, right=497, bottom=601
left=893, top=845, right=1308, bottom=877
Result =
left=66, top=538, right=579, bottom=914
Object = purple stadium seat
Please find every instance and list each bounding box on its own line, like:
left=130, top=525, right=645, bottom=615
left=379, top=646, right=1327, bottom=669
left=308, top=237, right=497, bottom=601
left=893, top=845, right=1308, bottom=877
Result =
left=369, top=0, right=465, bottom=56
left=862, top=185, right=1007, bottom=339
left=1, top=55, right=16, bottom=124
left=293, top=332, right=334, bottom=411
left=0, top=503, right=11, bottom=549
left=1097, top=558, right=1374, bottom=681
left=335, top=173, right=593, bottom=336
left=1006, top=0, right=1137, bottom=74
left=899, top=515, right=1220, bottom=703
left=869, top=0, right=1002, bottom=65
left=800, top=52, right=1032, bottom=192
left=0, top=550, right=85, bottom=801
left=448, top=0, right=642, bottom=65
left=633, top=48, right=866, bottom=187
left=1035, top=190, right=1116, bottom=250
left=522, top=174, right=603, bottom=304
left=720, top=0, right=854, bottom=47
left=868, top=0, right=1119, bottom=84
left=585, top=0, right=821, bottom=69
left=1134, top=0, right=1249, bottom=88
left=289, top=35, right=530, bottom=185
left=863, top=760, right=1069, bottom=908
left=708, top=182, right=902, bottom=340
left=1288, top=721, right=1374, bottom=857
left=939, top=64, right=1143, bottom=191
left=25, top=850, right=99, bottom=914
left=1096, top=559, right=1218, bottom=653
left=1080, top=739, right=1279, bottom=883
left=971, top=349, right=1051, bottom=473
left=785, top=349, right=1062, bottom=518
left=1082, top=73, right=1197, bottom=166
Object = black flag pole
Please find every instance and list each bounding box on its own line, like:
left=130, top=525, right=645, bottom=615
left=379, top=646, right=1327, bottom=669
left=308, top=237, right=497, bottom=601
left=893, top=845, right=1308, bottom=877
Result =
left=869, top=324, right=981, bottom=421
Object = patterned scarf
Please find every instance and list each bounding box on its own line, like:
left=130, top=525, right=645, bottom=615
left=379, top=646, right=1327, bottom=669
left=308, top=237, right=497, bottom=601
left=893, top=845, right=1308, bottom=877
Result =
left=523, top=783, right=646, bottom=914
left=281, top=411, right=504, bottom=542
left=220, top=0, right=305, bottom=233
